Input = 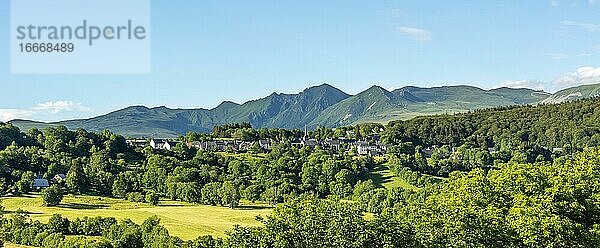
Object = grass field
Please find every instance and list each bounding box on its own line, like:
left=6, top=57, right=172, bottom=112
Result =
left=363, top=163, right=420, bottom=191
left=4, top=243, right=35, bottom=248
left=1, top=194, right=272, bottom=240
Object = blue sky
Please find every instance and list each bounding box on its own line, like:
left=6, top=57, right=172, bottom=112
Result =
left=1, top=0, right=599, bottom=122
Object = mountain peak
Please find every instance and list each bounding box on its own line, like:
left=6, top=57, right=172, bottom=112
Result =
left=303, top=83, right=347, bottom=94
left=113, top=105, right=151, bottom=113
left=367, top=85, right=386, bottom=90
left=361, top=85, right=392, bottom=97
left=151, top=106, right=171, bottom=111
left=215, top=101, right=240, bottom=109
left=126, top=105, right=150, bottom=110
left=313, top=83, right=335, bottom=89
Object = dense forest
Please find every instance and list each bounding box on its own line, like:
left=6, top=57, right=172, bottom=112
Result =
left=3, top=148, right=600, bottom=247
left=0, top=124, right=375, bottom=207
left=1, top=97, right=600, bottom=247
left=382, top=97, right=600, bottom=149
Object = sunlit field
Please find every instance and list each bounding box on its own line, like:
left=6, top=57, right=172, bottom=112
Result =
left=2, top=194, right=272, bottom=240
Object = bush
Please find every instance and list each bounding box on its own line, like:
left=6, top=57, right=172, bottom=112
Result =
left=201, top=182, right=222, bottom=206
left=69, top=216, right=117, bottom=236
left=126, top=192, right=145, bottom=203
left=33, top=231, right=50, bottom=247
left=14, top=171, right=35, bottom=195
left=42, top=233, right=65, bottom=247
left=219, top=181, right=240, bottom=208
left=145, top=191, right=159, bottom=205
left=41, top=185, right=63, bottom=206
left=47, top=214, right=70, bottom=234
left=243, top=185, right=263, bottom=203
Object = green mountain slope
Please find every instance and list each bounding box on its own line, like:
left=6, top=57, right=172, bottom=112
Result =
left=541, top=84, right=600, bottom=104
left=308, top=86, right=411, bottom=127
left=10, top=83, right=598, bottom=137
left=309, top=85, right=549, bottom=127
left=207, top=84, right=350, bottom=129
left=12, top=84, right=350, bottom=137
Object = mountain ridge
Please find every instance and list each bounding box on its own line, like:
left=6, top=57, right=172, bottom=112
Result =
left=9, top=83, right=597, bottom=137
left=541, top=83, right=600, bottom=104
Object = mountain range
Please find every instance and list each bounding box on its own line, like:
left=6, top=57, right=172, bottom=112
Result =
left=10, top=83, right=600, bottom=138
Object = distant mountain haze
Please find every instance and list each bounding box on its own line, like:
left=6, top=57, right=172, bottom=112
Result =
left=10, top=83, right=599, bottom=138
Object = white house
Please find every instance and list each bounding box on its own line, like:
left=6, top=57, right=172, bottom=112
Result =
left=52, top=174, right=66, bottom=183
left=325, top=139, right=341, bottom=151
left=356, top=142, right=381, bottom=156
left=258, top=140, right=272, bottom=150
left=126, top=139, right=149, bottom=148
left=150, top=139, right=177, bottom=150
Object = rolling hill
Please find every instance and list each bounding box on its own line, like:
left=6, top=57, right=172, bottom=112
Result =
left=9, top=83, right=597, bottom=137
left=541, top=84, right=600, bottom=104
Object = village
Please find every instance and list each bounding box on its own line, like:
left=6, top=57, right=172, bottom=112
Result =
left=125, top=136, right=568, bottom=158
left=27, top=135, right=567, bottom=192
left=126, top=137, right=390, bottom=157
left=28, top=135, right=392, bottom=192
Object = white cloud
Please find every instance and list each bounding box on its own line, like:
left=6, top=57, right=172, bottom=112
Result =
left=34, top=100, right=91, bottom=114
left=0, top=100, right=91, bottom=122
left=543, top=52, right=568, bottom=60
left=496, top=67, right=600, bottom=93
left=396, top=27, right=432, bottom=41
left=553, top=66, right=600, bottom=90
left=0, top=109, right=35, bottom=122
left=498, top=80, right=546, bottom=91
left=551, top=0, right=559, bottom=6
left=560, top=20, right=600, bottom=32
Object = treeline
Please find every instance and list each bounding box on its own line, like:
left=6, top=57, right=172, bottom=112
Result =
left=0, top=122, right=373, bottom=207
left=187, top=122, right=303, bottom=142
left=384, top=142, right=558, bottom=177
left=144, top=145, right=373, bottom=206
left=382, top=97, right=600, bottom=149
left=0, top=212, right=219, bottom=248
left=186, top=122, right=386, bottom=142
left=0, top=125, right=133, bottom=196
left=373, top=98, right=600, bottom=176
left=4, top=147, right=600, bottom=247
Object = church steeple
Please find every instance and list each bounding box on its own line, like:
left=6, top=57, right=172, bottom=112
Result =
left=304, top=125, right=307, bottom=141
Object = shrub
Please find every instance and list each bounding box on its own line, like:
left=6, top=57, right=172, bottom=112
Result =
left=42, top=233, right=65, bottom=247
left=41, top=185, right=63, bottom=206
left=47, top=214, right=70, bottom=234
left=145, top=191, right=159, bottom=205
left=126, top=192, right=145, bottom=203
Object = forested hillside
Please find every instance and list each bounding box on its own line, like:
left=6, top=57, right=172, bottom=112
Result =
left=382, top=97, right=600, bottom=149
left=1, top=97, right=600, bottom=247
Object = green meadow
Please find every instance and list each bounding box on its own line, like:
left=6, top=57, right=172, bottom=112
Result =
left=1, top=194, right=272, bottom=240
left=362, top=163, right=420, bottom=191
